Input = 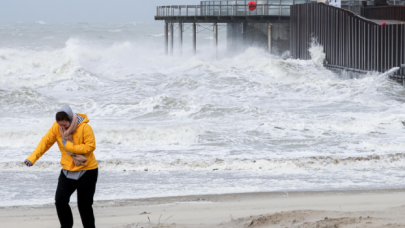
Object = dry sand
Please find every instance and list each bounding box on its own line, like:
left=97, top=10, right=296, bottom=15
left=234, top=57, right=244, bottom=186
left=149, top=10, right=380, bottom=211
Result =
left=2, top=189, right=405, bottom=228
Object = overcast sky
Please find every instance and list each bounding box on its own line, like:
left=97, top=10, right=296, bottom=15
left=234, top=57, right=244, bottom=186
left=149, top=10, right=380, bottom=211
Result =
left=0, top=0, right=199, bottom=23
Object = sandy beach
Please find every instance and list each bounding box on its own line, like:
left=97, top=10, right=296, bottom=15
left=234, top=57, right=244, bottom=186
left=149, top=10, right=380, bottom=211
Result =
left=2, top=189, right=405, bottom=228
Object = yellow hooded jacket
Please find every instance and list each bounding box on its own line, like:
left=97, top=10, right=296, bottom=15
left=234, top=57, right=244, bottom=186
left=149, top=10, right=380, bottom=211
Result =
left=26, top=113, right=98, bottom=171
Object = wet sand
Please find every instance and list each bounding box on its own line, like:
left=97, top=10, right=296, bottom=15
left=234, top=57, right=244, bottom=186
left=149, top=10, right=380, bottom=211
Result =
left=2, top=189, right=405, bottom=228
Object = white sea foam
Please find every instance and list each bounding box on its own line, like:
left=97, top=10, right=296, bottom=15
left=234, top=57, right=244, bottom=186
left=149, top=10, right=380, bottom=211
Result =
left=95, top=125, right=203, bottom=146
left=4, top=152, right=405, bottom=172
left=0, top=123, right=202, bottom=148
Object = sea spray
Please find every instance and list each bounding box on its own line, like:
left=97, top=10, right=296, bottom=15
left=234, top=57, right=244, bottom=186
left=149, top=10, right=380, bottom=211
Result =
left=363, top=67, right=401, bottom=96
left=309, top=37, right=326, bottom=66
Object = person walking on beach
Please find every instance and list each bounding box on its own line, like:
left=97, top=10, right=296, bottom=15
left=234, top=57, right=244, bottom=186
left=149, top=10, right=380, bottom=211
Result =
left=24, top=105, right=98, bottom=228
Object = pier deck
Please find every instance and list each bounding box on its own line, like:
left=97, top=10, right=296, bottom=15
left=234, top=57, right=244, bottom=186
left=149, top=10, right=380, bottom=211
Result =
left=155, top=15, right=290, bottom=23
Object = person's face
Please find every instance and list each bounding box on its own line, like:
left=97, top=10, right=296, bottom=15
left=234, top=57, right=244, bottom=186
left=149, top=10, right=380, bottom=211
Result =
left=57, top=120, right=70, bottom=131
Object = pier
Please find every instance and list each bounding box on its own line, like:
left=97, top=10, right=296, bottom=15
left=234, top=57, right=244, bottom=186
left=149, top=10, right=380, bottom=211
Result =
left=155, top=0, right=304, bottom=55
left=155, top=0, right=405, bottom=81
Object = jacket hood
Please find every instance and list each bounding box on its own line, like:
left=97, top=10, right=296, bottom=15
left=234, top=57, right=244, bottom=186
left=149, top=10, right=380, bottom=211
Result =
left=57, top=105, right=74, bottom=121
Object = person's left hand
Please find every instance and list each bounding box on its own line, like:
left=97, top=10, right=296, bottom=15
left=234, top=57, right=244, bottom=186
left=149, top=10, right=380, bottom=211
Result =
left=24, top=160, right=32, bottom=167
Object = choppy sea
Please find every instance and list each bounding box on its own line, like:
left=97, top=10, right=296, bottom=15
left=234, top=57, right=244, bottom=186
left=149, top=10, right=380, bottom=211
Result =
left=1, top=22, right=405, bottom=207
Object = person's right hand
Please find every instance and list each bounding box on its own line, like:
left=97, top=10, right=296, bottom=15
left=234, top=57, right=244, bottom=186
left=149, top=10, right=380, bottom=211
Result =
left=24, top=160, right=32, bottom=167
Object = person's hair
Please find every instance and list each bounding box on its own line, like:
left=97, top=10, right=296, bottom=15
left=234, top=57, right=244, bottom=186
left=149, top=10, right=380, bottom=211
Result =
left=56, top=112, right=70, bottom=122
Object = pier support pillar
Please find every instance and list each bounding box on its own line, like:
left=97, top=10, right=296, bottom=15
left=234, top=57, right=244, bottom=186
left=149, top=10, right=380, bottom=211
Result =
left=242, top=22, right=247, bottom=45
left=193, top=23, right=197, bottom=55
left=179, top=23, right=183, bottom=55
left=268, top=23, right=272, bottom=53
left=213, top=23, right=218, bottom=57
left=164, top=23, right=168, bottom=55
left=170, top=23, right=174, bottom=56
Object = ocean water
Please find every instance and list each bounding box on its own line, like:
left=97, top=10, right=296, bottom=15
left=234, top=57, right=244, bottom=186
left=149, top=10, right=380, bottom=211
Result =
left=1, top=22, right=405, bottom=207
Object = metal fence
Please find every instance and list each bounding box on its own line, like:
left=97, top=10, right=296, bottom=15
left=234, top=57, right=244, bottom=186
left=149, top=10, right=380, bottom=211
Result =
left=290, top=3, right=405, bottom=76
left=156, top=1, right=405, bottom=18
left=156, top=4, right=294, bottom=17
left=157, top=5, right=200, bottom=17
left=199, top=0, right=394, bottom=15
left=156, top=0, right=307, bottom=17
left=362, top=5, right=405, bottom=21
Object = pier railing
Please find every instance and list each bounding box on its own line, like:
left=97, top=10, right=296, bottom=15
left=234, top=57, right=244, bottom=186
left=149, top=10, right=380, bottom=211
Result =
left=361, top=5, right=405, bottom=21
left=157, top=5, right=201, bottom=17
left=156, top=1, right=383, bottom=18
left=291, top=3, right=405, bottom=77
left=156, top=1, right=405, bottom=18
left=156, top=3, right=307, bottom=17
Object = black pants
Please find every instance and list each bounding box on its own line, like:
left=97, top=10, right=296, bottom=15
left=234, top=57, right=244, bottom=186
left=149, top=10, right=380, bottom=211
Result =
left=55, top=168, right=98, bottom=228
